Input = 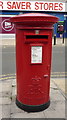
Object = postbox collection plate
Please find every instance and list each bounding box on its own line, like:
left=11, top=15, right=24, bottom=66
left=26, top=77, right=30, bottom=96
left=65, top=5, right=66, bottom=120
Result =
left=31, top=46, right=42, bottom=64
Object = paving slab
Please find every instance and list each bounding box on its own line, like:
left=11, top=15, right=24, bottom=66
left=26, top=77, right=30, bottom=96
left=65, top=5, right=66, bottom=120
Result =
left=44, top=109, right=65, bottom=118
left=2, top=105, right=11, bottom=118
left=0, top=97, right=11, bottom=105
left=2, top=91, right=12, bottom=98
left=10, top=102, right=24, bottom=114
left=11, top=111, right=45, bottom=118
left=50, top=88, right=65, bottom=101
left=0, top=82, right=2, bottom=93
left=12, top=86, right=16, bottom=97
left=0, top=105, right=2, bottom=120
left=52, top=78, right=65, bottom=94
left=0, top=82, right=2, bottom=97
left=2, top=82, right=12, bottom=92
left=50, top=81, right=58, bottom=89
left=12, top=79, right=16, bottom=86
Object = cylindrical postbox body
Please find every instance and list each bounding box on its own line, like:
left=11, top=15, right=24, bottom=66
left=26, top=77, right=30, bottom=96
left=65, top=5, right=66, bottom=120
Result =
left=10, top=13, right=58, bottom=112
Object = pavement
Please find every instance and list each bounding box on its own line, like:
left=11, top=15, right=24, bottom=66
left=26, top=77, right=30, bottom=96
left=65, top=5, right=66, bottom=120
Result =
left=0, top=76, right=66, bottom=119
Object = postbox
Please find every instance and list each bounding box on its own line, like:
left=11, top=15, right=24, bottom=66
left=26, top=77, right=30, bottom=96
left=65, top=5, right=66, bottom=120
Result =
left=10, top=13, right=58, bottom=112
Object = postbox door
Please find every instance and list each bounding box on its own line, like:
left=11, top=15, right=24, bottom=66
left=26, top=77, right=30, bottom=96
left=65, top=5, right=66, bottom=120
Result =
left=21, top=42, right=51, bottom=105
left=29, top=43, right=51, bottom=103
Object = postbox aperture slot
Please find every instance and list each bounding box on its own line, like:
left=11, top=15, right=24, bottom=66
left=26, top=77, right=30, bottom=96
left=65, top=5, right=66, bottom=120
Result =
left=25, top=35, right=48, bottom=43
left=26, top=35, right=48, bottom=39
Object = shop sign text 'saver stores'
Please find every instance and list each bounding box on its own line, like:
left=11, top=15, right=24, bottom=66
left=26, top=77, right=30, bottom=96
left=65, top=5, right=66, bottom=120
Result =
left=0, top=1, right=65, bottom=12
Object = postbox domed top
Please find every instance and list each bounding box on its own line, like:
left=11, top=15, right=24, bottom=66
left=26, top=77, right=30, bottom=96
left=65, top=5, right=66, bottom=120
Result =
left=10, top=13, right=59, bottom=27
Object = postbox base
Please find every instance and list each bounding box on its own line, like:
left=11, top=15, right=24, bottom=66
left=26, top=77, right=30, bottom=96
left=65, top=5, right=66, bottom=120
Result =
left=16, top=98, right=50, bottom=112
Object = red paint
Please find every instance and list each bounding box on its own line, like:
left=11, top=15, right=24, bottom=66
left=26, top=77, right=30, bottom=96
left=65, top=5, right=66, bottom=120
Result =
left=35, top=2, right=39, bottom=10
left=0, top=1, right=3, bottom=9
left=34, top=2, right=63, bottom=11
left=26, top=2, right=31, bottom=9
left=54, top=3, right=58, bottom=10
left=49, top=3, right=53, bottom=10
left=7, top=1, right=31, bottom=10
left=10, top=13, right=58, bottom=105
left=44, top=3, right=48, bottom=10
left=59, top=3, right=63, bottom=11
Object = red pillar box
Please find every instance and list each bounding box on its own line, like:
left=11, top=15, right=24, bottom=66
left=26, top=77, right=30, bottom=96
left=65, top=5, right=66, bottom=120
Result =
left=10, top=13, right=58, bottom=112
